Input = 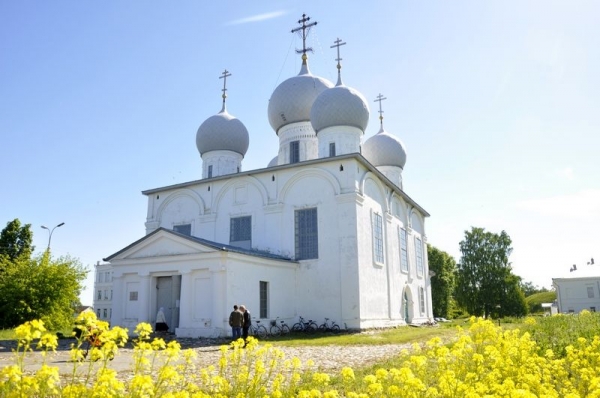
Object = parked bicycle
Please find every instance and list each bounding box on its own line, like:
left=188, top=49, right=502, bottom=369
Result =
left=269, top=317, right=291, bottom=337
left=249, top=319, right=268, bottom=339
left=291, top=316, right=318, bottom=334
left=318, top=317, right=341, bottom=334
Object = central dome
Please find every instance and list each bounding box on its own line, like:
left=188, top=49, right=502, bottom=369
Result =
left=268, top=63, right=333, bottom=134
left=311, top=84, right=369, bottom=133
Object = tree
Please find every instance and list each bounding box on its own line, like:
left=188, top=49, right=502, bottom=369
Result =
left=455, top=227, right=526, bottom=318
left=0, top=219, right=34, bottom=262
left=520, top=280, right=548, bottom=297
left=427, top=244, right=456, bottom=319
left=0, top=253, right=87, bottom=329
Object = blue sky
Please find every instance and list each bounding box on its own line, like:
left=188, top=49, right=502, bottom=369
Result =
left=1, top=1, right=599, bottom=305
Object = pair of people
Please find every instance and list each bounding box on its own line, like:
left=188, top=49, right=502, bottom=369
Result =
left=229, top=304, right=251, bottom=341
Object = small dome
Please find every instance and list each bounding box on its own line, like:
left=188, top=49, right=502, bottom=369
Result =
left=268, top=63, right=333, bottom=134
left=196, top=110, right=249, bottom=156
left=362, top=126, right=407, bottom=169
left=310, top=84, right=369, bottom=133
left=267, top=156, right=278, bottom=167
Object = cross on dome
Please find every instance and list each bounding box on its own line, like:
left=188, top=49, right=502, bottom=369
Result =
left=219, top=69, right=231, bottom=112
left=330, top=37, right=346, bottom=86
left=291, top=14, right=317, bottom=63
left=374, top=93, right=387, bottom=126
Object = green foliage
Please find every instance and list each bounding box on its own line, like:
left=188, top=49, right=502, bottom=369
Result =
left=522, top=310, right=600, bottom=357
left=455, top=227, right=527, bottom=318
left=427, top=244, right=456, bottom=318
left=526, top=290, right=557, bottom=314
left=0, top=219, right=33, bottom=263
left=520, top=280, right=549, bottom=296
left=0, top=253, right=87, bottom=330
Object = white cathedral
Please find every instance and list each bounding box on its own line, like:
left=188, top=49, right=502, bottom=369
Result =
left=94, top=15, right=434, bottom=337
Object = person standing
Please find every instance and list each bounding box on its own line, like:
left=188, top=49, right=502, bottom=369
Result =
left=155, top=307, right=168, bottom=332
left=229, top=305, right=243, bottom=340
left=240, top=305, right=251, bottom=343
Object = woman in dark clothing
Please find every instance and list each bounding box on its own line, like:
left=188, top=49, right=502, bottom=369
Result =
left=240, top=305, right=251, bottom=343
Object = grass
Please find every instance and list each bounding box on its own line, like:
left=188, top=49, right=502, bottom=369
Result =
left=265, top=321, right=460, bottom=347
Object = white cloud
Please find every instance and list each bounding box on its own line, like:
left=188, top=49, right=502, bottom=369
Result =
left=556, top=166, right=574, bottom=180
left=226, top=11, right=288, bottom=26
left=515, top=189, right=600, bottom=218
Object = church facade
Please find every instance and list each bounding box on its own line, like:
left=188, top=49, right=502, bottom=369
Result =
left=99, top=15, right=433, bottom=337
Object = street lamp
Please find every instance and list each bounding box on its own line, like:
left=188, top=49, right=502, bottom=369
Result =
left=41, top=222, right=65, bottom=251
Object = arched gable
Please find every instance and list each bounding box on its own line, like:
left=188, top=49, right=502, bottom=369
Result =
left=213, top=175, right=269, bottom=213
left=359, top=172, right=390, bottom=214
left=279, top=168, right=341, bottom=203
left=156, top=189, right=205, bottom=223
left=409, top=209, right=425, bottom=235
left=391, top=194, right=408, bottom=225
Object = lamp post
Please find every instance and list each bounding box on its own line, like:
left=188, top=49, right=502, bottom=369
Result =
left=41, top=222, right=65, bottom=251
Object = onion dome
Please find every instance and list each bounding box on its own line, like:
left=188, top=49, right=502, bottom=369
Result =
left=362, top=93, right=406, bottom=169
left=362, top=125, right=407, bottom=169
left=196, top=69, right=249, bottom=157
left=310, top=38, right=369, bottom=133
left=267, top=156, right=278, bottom=167
left=196, top=109, right=249, bottom=156
left=268, top=57, right=333, bottom=134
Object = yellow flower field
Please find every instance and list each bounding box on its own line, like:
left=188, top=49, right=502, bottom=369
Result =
left=1, top=312, right=600, bottom=397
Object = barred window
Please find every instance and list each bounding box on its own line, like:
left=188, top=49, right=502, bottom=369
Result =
left=329, top=142, right=336, bottom=157
left=372, top=212, right=384, bottom=264
left=259, top=281, right=268, bottom=318
left=290, top=140, right=300, bottom=164
left=419, top=287, right=425, bottom=314
left=129, top=291, right=138, bottom=301
left=230, top=216, right=252, bottom=249
left=399, top=227, right=409, bottom=272
left=97, top=290, right=102, bottom=300
left=208, top=165, right=213, bottom=178
left=295, top=208, right=318, bottom=260
left=415, top=237, right=424, bottom=276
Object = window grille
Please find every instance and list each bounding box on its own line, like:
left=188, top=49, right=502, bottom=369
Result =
left=208, top=165, right=213, bottom=178
left=419, top=287, right=425, bottom=314
left=259, top=281, right=268, bottom=318
left=399, top=227, right=408, bottom=272
left=372, top=212, right=384, bottom=264
left=230, top=216, right=252, bottom=249
left=329, top=142, right=336, bottom=157
left=290, top=140, right=300, bottom=163
left=295, top=208, right=318, bottom=260
left=174, top=224, right=191, bottom=236
left=415, top=237, right=424, bottom=276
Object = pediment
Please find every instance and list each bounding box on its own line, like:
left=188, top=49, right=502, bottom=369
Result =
left=106, top=229, right=218, bottom=261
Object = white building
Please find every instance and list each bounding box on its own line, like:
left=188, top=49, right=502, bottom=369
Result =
left=93, top=261, right=113, bottom=322
left=552, top=262, right=600, bottom=313
left=98, top=15, right=433, bottom=337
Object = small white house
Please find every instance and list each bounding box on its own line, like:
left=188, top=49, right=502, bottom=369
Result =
left=552, top=265, right=600, bottom=314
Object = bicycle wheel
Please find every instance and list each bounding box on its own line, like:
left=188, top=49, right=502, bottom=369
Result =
left=331, top=324, right=341, bottom=334
left=257, top=325, right=268, bottom=339
left=291, top=323, right=303, bottom=333
left=281, top=324, right=290, bottom=335
left=305, top=323, right=317, bottom=334
left=270, top=324, right=281, bottom=337
left=318, top=324, right=327, bottom=332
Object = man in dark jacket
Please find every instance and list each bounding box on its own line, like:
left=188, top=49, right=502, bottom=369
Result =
left=229, top=305, right=243, bottom=340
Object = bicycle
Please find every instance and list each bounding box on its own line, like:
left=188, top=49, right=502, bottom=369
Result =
left=249, top=319, right=268, bottom=339
left=269, top=317, right=291, bottom=337
left=318, top=317, right=341, bottom=334
left=291, top=316, right=318, bottom=334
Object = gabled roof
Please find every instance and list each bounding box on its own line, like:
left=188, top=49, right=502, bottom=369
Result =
left=103, top=227, right=295, bottom=262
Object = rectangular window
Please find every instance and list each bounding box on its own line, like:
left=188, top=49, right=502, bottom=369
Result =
left=419, top=287, right=425, bottom=314
left=591, top=307, right=596, bottom=312
left=97, top=290, right=102, bottom=300
left=129, top=291, right=138, bottom=301
left=104, top=290, right=109, bottom=300
left=415, top=237, right=424, bottom=276
left=96, top=309, right=101, bottom=318
left=103, top=309, right=107, bottom=319
left=259, top=281, right=268, bottom=318
left=329, top=142, right=336, bottom=157
left=399, top=227, right=408, bottom=272
left=587, top=286, right=595, bottom=298
left=173, top=224, right=192, bottom=236
left=295, top=208, right=318, bottom=260
left=372, top=212, right=384, bottom=264
left=290, top=140, right=300, bottom=163
left=230, top=216, right=252, bottom=249
left=208, top=165, right=213, bottom=178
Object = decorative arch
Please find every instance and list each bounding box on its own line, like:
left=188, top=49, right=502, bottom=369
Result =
left=359, top=172, right=390, bottom=214
left=155, top=189, right=205, bottom=223
left=213, top=175, right=269, bottom=213
left=279, top=167, right=341, bottom=203
left=409, top=209, right=425, bottom=235
left=390, top=194, right=409, bottom=225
